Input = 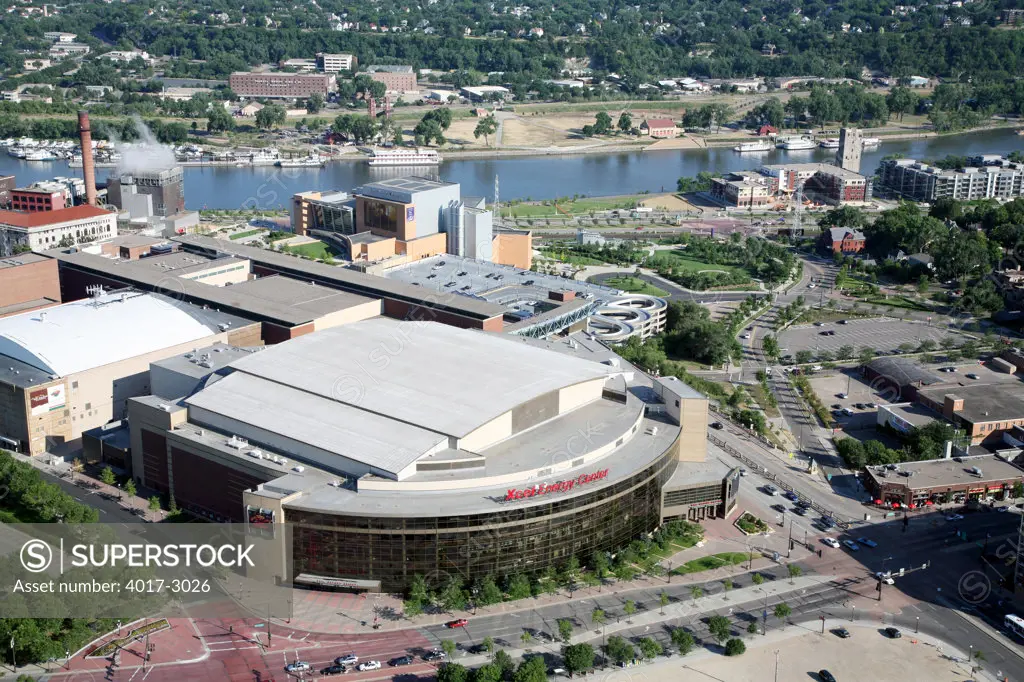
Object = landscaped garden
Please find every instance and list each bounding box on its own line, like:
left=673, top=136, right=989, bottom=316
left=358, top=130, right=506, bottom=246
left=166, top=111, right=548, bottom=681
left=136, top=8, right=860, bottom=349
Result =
left=602, top=276, right=669, bottom=297
left=735, top=512, right=769, bottom=535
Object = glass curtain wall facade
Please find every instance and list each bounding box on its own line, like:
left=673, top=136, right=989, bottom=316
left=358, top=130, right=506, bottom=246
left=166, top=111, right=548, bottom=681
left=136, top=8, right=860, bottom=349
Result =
left=288, top=441, right=679, bottom=592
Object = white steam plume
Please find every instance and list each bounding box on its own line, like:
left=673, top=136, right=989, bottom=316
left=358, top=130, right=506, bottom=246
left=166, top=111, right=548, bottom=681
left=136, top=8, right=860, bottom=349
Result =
left=115, top=116, right=177, bottom=174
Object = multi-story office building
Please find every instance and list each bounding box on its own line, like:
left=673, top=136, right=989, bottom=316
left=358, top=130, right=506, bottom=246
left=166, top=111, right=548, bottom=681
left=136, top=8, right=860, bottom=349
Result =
left=878, top=157, right=1024, bottom=202
left=229, top=72, right=336, bottom=99
left=317, top=53, right=356, bottom=73
left=364, top=65, right=417, bottom=93
left=837, top=127, right=862, bottom=173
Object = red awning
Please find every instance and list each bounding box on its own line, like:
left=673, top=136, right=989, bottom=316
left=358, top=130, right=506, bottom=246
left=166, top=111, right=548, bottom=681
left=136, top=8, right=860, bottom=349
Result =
left=874, top=499, right=882, bottom=505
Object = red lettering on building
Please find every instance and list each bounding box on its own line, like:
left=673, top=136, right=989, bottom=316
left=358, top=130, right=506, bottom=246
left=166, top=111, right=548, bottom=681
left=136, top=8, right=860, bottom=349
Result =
left=504, top=469, right=609, bottom=502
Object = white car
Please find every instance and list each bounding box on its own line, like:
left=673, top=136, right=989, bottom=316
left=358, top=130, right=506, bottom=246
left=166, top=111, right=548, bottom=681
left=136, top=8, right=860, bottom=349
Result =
left=358, top=661, right=382, bottom=672
left=336, top=655, right=358, bottom=666
left=808, top=283, right=816, bottom=289
left=741, top=333, right=751, bottom=339
left=875, top=572, right=895, bottom=585
left=285, top=662, right=312, bottom=673
left=822, top=538, right=841, bottom=549
left=946, top=513, right=964, bottom=521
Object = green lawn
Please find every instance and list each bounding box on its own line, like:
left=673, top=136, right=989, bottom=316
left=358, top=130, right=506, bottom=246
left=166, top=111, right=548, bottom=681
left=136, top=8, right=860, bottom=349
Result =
left=229, top=228, right=265, bottom=240
left=508, top=196, right=641, bottom=218
left=283, top=241, right=332, bottom=261
left=651, top=251, right=748, bottom=276
left=540, top=249, right=606, bottom=266
left=861, top=295, right=932, bottom=312
left=672, top=552, right=751, bottom=575
left=602, top=276, right=669, bottom=297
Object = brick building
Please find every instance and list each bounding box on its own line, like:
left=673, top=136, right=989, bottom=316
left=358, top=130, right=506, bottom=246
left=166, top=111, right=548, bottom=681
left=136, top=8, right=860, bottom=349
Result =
left=10, top=186, right=64, bottom=212
left=364, top=65, right=417, bottom=93
left=821, top=227, right=866, bottom=254
left=0, top=253, right=61, bottom=318
left=639, top=118, right=679, bottom=138
left=228, top=72, right=335, bottom=99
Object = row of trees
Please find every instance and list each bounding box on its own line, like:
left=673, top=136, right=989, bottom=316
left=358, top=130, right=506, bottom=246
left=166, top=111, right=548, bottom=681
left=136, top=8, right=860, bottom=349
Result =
left=836, top=421, right=963, bottom=468
left=403, top=520, right=702, bottom=614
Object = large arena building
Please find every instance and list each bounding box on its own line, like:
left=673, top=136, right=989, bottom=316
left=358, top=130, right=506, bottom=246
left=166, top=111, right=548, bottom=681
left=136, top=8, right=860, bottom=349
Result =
left=128, top=319, right=734, bottom=592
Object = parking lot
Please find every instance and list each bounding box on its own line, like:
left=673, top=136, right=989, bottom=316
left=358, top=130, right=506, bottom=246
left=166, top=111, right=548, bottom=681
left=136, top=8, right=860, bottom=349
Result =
left=779, top=317, right=970, bottom=358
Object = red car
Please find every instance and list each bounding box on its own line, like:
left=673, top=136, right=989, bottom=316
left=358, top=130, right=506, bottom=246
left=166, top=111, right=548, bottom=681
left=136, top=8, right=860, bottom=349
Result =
left=445, top=619, right=468, bottom=628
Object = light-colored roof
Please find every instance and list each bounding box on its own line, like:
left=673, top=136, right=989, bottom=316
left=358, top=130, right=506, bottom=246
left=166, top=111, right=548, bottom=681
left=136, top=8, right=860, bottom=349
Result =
left=0, top=290, right=235, bottom=377
left=186, top=371, right=444, bottom=477
left=0, top=205, right=112, bottom=229
left=226, top=317, right=614, bottom=438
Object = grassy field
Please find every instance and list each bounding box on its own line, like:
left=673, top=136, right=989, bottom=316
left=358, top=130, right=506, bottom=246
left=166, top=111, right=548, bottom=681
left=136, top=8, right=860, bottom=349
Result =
left=602, top=276, right=669, bottom=297
left=652, top=251, right=748, bottom=276
left=861, top=295, right=932, bottom=312
left=283, top=241, right=332, bottom=260
left=539, top=249, right=606, bottom=266
left=671, top=552, right=751, bottom=575
left=228, top=228, right=264, bottom=240
left=507, top=196, right=641, bottom=218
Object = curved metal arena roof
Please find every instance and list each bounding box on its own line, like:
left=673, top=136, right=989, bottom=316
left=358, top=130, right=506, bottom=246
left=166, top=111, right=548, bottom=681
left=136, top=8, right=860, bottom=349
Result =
left=0, top=291, right=233, bottom=377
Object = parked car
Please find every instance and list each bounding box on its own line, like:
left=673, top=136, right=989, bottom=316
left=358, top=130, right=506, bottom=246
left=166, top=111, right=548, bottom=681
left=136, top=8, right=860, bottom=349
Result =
left=856, top=537, right=878, bottom=548
left=837, top=392, right=847, bottom=399
left=946, top=513, right=964, bottom=521
left=833, top=627, right=851, bottom=638
left=785, top=491, right=800, bottom=502
left=822, top=537, right=841, bottom=548
left=424, top=651, right=446, bottom=662
left=883, top=627, right=902, bottom=639
left=854, top=403, right=865, bottom=409
left=710, top=422, right=724, bottom=430
left=321, top=664, right=347, bottom=676
left=966, top=373, right=979, bottom=379
left=358, top=661, right=382, bottom=672
left=793, top=506, right=808, bottom=516
left=763, top=484, right=779, bottom=496
left=772, top=503, right=787, bottom=513
left=819, top=671, right=837, bottom=682
left=389, top=656, right=414, bottom=667
left=838, top=320, right=848, bottom=325
left=336, top=655, right=358, bottom=666
left=741, top=333, right=751, bottom=339
left=286, top=662, right=312, bottom=673
left=842, top=539, right=860, bottom=551
left=446, top=619, right=469, bottom=628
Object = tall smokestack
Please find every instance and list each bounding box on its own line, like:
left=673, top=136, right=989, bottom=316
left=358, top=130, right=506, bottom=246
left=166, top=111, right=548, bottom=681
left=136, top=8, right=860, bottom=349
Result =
left=77, top=111, right=97, bottom=206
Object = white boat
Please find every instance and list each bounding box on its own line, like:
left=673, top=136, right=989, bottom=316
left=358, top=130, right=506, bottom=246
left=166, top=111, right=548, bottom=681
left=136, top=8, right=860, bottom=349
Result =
left=24, top=149, right=57, bottom=161
left=367, top=148, right=442, bottom=166
left=276, top=153, right=325, bottom=168
left=7, top=146, right=27, bottom=159
left=818, top=138, right=840, bottom=149
left=733, top=140, right=773, bottom=153
left=862, top=137, right=881, bottom=146
left=239, top=147, right=281, bottom=166
left=780, top=136, right=816, bottom=150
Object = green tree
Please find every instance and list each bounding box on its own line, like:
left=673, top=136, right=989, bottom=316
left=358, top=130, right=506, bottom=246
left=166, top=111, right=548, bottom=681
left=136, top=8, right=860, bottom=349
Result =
left=473, top=115, right=498, bottom=146
left=494, top=651, right=514, bottom=679
left=623, top=599, right=636, bottom=621
left=471, top=664, right=503, bottom=682
left=441, top=640, right=458, bottom=659
left=761, top=335, right=780, bottom=359
left=100, top=466, right=116, bottom=487
left=690, top=585, right=704, bottom=604
left=561, top=643, right=594, bottom=676
left=724, top=638, right=746, bottom=656
left=858, top=347, right=876, bottom=364
left=513, top=656, right=547, bottom=682
left=306, top=93, right=324, bottom=114
left=520, top=630, right=533, bottom=647
left=438, top=663, right=469, bottom=682
left=439, top=576, right=467, bottom=611
left=637, top=637, right=662, bottom=661
left=123, top=478, right=136, bottom=503
left=557, top=618, right=573, bottom=643
left=591, top=607, right=605, bottom=629
left=752, top=572, right=764, bottom=586
left=671, top=628, right=695, bottom=655
left=409, top=574, right=430, bottom=603
left=255, top=104, right=286, bottom=129
left=747, top=621, right=759, bottom=635
left=482, top=636, right=495, bottom=659
left=505, top=574, right=532, bottom=600
left=722, top=578, right=733, bottom=600
left=836, top=345, right=855, bottom=360
left=594, top=111, right=613, bottom=135
left=774, top=602, right=792, bottom=625
left=617, top=111, right=632, bottom=133
left=604, top=635, right=635, bottom=665
left=477, top=575, right=504, bottom=606
left=788, top=564, right=802, bottom=584
left=148, top=495, right=161, bottom=512
left=708, top=615, right=731, bottom=643
left=795, top=350, right=814, bottom=364
left=206, top=105, right=234, bottom=133
left=659, top=590, right=670, bottom=614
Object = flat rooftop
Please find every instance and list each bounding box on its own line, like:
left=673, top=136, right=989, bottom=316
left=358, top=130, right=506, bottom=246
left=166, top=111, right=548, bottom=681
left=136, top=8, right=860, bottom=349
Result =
left=917, top=382, right=1024, bottom=424
left=864, top=455, right=1024, bottom=490
left=151, top=343, right=261, bottom=380
left=383, top=254, right=619, bottom=311
left=0, top=253, right=49, bottom=269
left=137, top=252, right=247, bottom=276
left=101, top=235, right=170, bottom=249
left=171, top=235, right=506, bottom=322
left=882, top=403, right=939, bottom=428
left=225, top=275, right=379, bottom=317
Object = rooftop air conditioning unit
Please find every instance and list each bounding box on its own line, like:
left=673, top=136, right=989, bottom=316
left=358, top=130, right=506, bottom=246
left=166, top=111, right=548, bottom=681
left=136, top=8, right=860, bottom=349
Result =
left=249, top=449, right=263, bottom=459
left=293, top=465, right=305, bottom=473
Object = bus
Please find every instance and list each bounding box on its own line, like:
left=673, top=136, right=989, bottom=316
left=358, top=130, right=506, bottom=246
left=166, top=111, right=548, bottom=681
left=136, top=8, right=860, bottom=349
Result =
left=1005, top=614, right=1024, bottom=639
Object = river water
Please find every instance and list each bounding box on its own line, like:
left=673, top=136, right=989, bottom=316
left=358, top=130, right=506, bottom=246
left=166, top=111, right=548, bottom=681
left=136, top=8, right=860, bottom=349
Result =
left=1, top=128, right=1022, bottom=210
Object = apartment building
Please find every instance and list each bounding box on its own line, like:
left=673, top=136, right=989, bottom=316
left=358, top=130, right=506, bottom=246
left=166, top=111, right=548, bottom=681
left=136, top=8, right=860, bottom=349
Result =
left=317, top=53, right=356, bottom=73
left=228, top=72, right=336, bottom=99
left=878, top=157, right=1024, bottom=202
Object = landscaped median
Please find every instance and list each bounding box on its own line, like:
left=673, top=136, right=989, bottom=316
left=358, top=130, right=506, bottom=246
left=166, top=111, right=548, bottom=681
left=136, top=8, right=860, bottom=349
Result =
left=85, top=619, right=170, bottom=658
left=734, top=512, right=770, bottom=536
left=670, top=552, right=752, bottom=576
